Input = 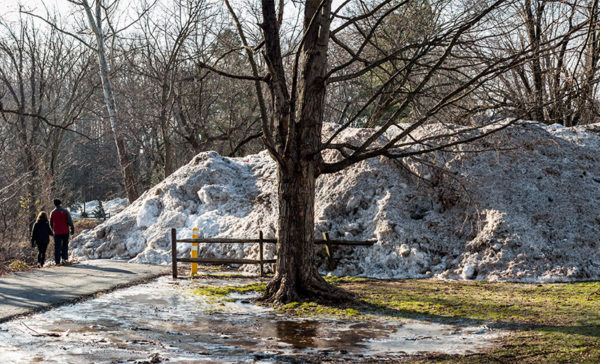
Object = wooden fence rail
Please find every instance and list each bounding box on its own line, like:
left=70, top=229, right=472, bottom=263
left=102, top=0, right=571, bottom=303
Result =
left=170, top=228, right=376, bottom=278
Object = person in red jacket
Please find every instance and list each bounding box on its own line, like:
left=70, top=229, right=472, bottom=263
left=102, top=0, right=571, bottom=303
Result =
left=50, top=199, right=75, bottom=265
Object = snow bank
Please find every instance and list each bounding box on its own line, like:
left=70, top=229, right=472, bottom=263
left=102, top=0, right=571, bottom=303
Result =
left=70, top=121, right=600, bottom=282
left=71, top=198, right=128, bottom=219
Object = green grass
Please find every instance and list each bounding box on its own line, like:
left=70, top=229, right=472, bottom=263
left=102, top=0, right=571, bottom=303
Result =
left=279, top=301, right=363, bottom=318
left=187, top=276, right=600, bottom=362
left=190, top=282, right=266, bottom=297
left=348, top=279, right=600, bottom=326
left=336, top=279, right=600, bottom=363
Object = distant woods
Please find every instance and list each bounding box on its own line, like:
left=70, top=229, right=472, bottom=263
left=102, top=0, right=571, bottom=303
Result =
left=0, top=0, right=598, bottom=244
left=0, top=0, right=265, bottom=240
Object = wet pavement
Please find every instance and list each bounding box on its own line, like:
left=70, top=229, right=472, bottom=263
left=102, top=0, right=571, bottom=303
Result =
left=0, top=275, right=506, bottom=363
left=0, top=259, right=169, bottom=323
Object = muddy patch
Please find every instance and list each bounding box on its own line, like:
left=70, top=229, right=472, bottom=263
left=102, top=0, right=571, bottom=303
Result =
left=0, top=276, right=505, bottom=363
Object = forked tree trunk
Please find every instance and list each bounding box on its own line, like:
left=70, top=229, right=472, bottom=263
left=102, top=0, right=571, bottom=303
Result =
left=259, top=0, right=351, bottom=303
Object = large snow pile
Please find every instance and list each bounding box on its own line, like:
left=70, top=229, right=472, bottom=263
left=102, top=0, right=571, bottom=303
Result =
left=70, top=121, right=600, bottom=282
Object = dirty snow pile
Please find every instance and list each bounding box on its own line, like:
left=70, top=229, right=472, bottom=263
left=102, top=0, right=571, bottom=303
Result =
left=70, top=121, right=600, bottom=282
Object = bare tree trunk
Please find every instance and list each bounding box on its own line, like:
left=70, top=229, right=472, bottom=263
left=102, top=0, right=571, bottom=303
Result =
left=82, top=0, right=138, bottom=202
left=261, top=0, right=351, bottom=303
left=264, top=160, right=316, bottom=302
left=162, top=121, right=173, bottom=177
left=580, top=0, right=600, bottom=125
left=264, top=158, right=350, bottom=303
left=24, top=146, right=38, bottom=230
left=524, top=0, right=546, bottom=123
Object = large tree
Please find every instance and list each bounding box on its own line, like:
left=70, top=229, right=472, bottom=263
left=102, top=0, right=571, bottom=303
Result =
left=208, top=0, right=536, bottom=303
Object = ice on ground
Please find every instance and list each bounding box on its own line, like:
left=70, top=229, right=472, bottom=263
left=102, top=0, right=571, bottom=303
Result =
left=70, top=121, right=600, bottom=282
left=0, top=276, right=507, bottom=363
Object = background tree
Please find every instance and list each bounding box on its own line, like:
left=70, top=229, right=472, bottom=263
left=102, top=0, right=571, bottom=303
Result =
left=0, top=16, right=96, bottom=232
left=474, top=0, right=600, bottom=126
left=126, top=0, right=206, bottom=178
left=44, top=0, right=142, bottom=202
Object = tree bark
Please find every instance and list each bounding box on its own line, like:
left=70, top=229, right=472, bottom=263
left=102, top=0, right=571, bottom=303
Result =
left=262, top=158, right=351, bottom=303
left=160, top=107, right=173, bottom=178
left=261, top=0, right=351, bottom=303
left=524, top=0, right=546, bottom=123
left=82, top=0, right=138, bottom=203
left=24, top=146, right=38, bottom=231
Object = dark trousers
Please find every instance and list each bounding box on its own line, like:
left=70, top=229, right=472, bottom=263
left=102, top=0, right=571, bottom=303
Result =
left=54, top=234, right=69, bottom=264
left=36, top=242, right=48, bottom=266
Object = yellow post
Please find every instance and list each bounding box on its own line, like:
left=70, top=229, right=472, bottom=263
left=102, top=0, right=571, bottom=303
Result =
left=191, top=227, right=199, bottom=276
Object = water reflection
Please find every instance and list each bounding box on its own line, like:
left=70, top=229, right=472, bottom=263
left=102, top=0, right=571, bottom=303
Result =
left=274, top=320, right=319, bottom=348
left=0, top=276, right=505, bottom=363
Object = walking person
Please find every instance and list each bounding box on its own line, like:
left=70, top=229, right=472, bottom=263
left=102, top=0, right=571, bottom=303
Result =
left=50, top=199, right=75, bottom=265
left=31, top=211, right=53, bottom=267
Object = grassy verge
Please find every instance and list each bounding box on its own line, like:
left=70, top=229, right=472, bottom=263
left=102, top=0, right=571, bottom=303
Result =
left=73, top=218, right=101, bottom=233
left=337, top=277, right=600, bottom=363
left=0, top=258, right=34, bottom=275
left=0, top=240, right=37, bottom=275
left=189, top=275, right=600, bottom=363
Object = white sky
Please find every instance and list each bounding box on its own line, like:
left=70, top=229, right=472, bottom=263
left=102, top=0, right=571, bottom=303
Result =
left=1, top=0, right=75, bottom=22
left=1, top=0, right=65, bottom=13
left=3, top=0, right=348, bottom=22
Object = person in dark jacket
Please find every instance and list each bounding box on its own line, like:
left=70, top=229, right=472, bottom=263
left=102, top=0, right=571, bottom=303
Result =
left=31, top=211, right=53, bottom=267
left=50, top=199, right=75, bottom=265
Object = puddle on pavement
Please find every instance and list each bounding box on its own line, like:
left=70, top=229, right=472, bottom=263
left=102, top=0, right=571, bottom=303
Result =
left=0, top=275, right=506, bottom=363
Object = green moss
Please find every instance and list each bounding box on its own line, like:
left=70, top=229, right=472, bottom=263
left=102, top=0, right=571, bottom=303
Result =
left=282, top=301, right=300, bottom=310
left=323, top=275, right=368, bottom=285
left=190, top=272, right=261, bottom=279
left=343, top=308, right=361, bottom=317
left=190, top=282, right=266, bottom=297
left=277, top=300, right=367, bottom=319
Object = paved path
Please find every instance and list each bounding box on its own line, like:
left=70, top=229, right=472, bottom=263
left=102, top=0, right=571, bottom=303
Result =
left=0, top=259, right=169, bottom=323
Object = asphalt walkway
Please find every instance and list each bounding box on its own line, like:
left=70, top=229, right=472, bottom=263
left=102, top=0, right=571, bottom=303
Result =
left=0, top=259, right=169, bottom=323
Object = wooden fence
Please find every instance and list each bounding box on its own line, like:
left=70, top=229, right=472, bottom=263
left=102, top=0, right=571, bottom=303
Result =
left=170, top=228, right=376, bottom=278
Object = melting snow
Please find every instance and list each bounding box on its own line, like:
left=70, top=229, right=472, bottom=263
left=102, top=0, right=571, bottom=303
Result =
left=70, top=121, right=600, bottom=282
left=0, top=276, right=506, bottom=363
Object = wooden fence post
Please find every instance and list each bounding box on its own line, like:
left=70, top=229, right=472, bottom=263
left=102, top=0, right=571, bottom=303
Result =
left=171, top=228, right=178, bottom=279
left=259, top=230, right=264, bottom=277
left=322, top=232, right=335, bottom=270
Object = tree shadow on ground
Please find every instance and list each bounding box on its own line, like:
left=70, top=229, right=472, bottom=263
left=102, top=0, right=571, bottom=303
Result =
left=324, top=298, right=600, bottom=340
left=71, top=264, right=134, bottom=274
